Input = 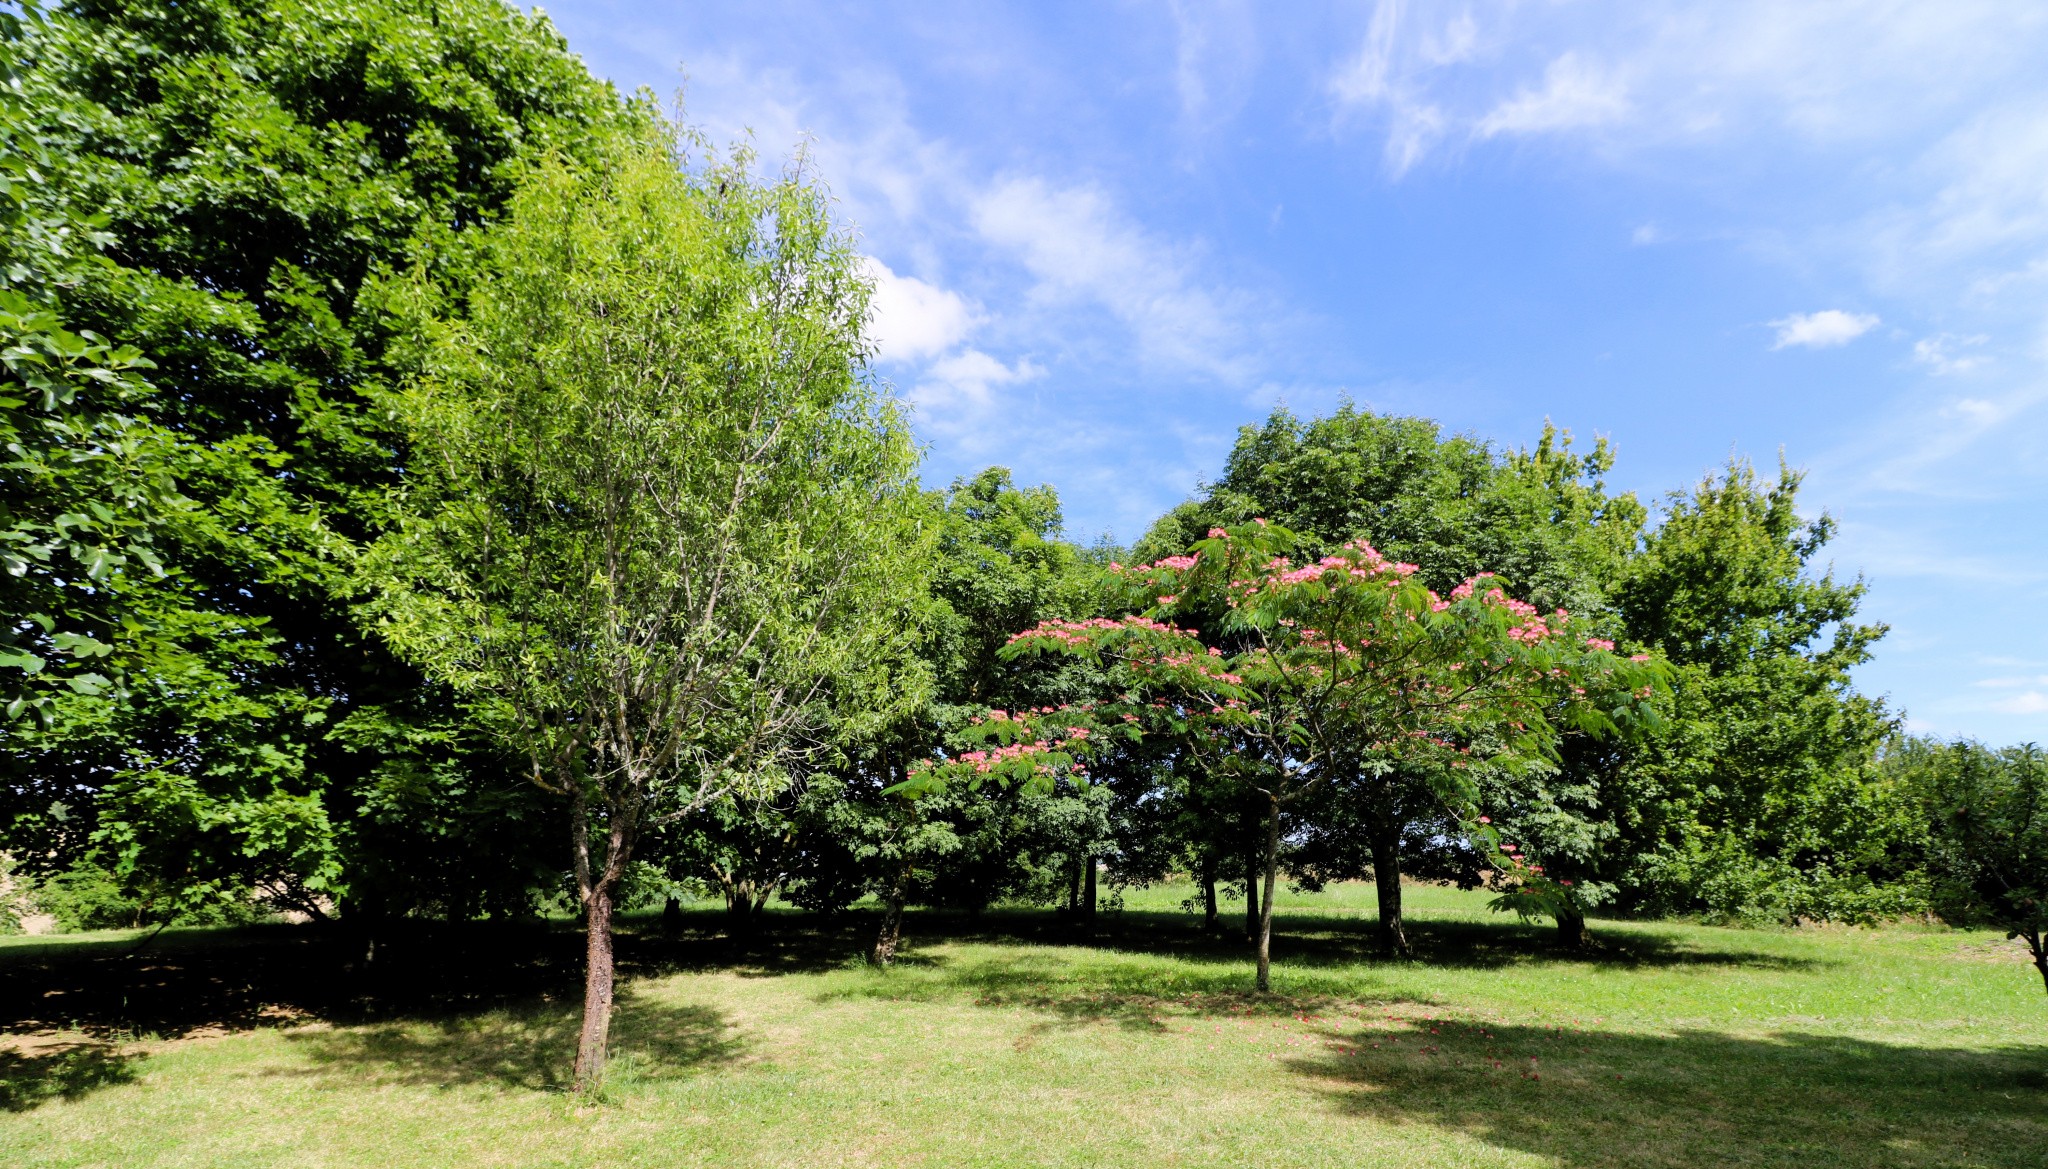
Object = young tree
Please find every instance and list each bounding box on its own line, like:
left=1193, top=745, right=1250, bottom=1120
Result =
left=364, top=125, right=928, bottom=1091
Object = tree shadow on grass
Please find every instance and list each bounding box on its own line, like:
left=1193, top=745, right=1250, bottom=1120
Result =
left=1283, top=1015, right=2048, bottom=1169
left=819, top=947, right=1437, bottom=1033
left=278, top=989, right=744, bottom=1093
left=0, top=1037, right=140, bottom=1112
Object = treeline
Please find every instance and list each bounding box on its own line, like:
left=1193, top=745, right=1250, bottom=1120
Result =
left=3, top=0, right=2042, bottom=1032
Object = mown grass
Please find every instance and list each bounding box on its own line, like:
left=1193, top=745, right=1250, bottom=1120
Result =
left=2, top=882, right=2044, bottom=1168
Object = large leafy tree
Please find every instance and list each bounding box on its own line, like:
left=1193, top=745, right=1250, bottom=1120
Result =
left=1571, top=460, right=1900, bottom=923
left=1138, top=406, right=1643, bottom=948
left=995, top=522, right=1662, bottom=983
left=2, top=0, right=624, bottom=920
left=364, top=124, right=929, bottom=1091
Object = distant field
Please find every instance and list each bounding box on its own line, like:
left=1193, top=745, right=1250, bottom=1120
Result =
left=3, top=882, right=2044, bottom=1168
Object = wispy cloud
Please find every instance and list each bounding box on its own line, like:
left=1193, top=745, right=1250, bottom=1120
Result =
left=971, top=176, right=1255, bottom=380
left=1476, top=53, right=1630, bottom=138
left=1770, top=310, right=1879, bottom=349
left=1990, top=691, right=2048, bottom=715
left=1913, top=333, right=1990, bottom=375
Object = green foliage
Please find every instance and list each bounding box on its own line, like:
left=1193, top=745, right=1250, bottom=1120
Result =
left=1899, top=737, right=2048, bottom=991
left=1, top=0, right=627, bottom=918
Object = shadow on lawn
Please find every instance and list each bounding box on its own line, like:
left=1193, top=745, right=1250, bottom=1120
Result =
left=0, top=900, right=1825, bottom=1108
left=0, top=1038, right=139, bottom=1112
left=1283, top=1015, right=2048, bottom=1169
left=281, top=990, right=743, bottom=1092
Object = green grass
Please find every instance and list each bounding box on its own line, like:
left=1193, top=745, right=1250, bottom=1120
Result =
left=3, top=882, right=2044, bottom=1168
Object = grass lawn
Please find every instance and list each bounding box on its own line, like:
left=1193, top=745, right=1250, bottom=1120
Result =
left=3, top=881, right=2044, bottom=1168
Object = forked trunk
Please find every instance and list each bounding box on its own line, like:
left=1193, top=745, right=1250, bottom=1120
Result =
left=1370, top=827, right=1410, bottom=958
left=573, top=882, right=617, bottom=1093
left=1254, top=796, right=1280, bottom=992
left=2026, top=928, right=2048, bottom=995
left=661, top=895, right=683, bottom=936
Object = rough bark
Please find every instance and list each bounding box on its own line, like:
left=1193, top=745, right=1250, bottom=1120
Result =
left=572, top=882, right=616, bottom=1091
left=869, top=863, right=911, bottom=966
left=1369, top=824, right=1410, bottom=958
left=1254, top=795, right=1280, bottom=992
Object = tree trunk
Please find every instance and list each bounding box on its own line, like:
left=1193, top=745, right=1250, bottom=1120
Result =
left=1202, top=862, right=1219, bottom=931
left=1243, top=842, right=1261, bottom=942
left=1370, top=824, right=1410, bottom=958
left=661, top=894, right=683, bottom=936
left=1254, top=795, right=1280, bottom=992
left=1067, top=855, right=1082, bottom=916
left=2026, top=928, right=2048, bottom=995
left=870, top=863, right=910, bottom=966
left=1083, top=853, right=1097, bottom=921
left=1556, top=903, right=1592, bottom=950
left=572, top=881, right=616, bottom=1093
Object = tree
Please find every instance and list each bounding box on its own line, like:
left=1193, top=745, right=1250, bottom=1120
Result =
left=4, top=0, right=628, bottom=924
left=363, top=124, right=928, bottom=1091
left=1580, top=460, right=1900, bottom=923
left=1135, top=407, right=1647, bottom=952
left=1007, top=522, right=1662, bottom=984
left=1904, top=739, right=2048, bottom=994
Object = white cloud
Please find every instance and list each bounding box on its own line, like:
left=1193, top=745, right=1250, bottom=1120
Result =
left=1913, top=333, right=1990, bottom=375
left=909, top=348, right=1045, bottom=425
left=971, top=176, right=1252, bottom=379
left=1990, top=690, right=2048, bottom=715
left=1476, top=53, right=1630, bottom=138
left=1631, top=223, right=1663, bottom=245
left=1770, top=309, right=1879, bottom=349
left=862, top=258, right=980, bottom=363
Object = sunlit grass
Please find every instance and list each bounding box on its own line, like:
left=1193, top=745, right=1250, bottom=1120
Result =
left=3, top=882, right=2043, bottom=1167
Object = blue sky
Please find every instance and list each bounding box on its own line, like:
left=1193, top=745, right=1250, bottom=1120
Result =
left=535, top=0, right=2048, bottom=743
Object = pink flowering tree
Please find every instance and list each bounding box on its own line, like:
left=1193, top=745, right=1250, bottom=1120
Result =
left=1003, top=520, right=1665, bottom=984
left=867, top=704, right=1120, bottom=964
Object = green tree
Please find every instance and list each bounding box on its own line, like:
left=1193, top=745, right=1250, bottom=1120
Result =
left=4, top=0, right=625, bottom=921
left=1138, top=405, right=1644, bottom=950
left=1585, top=460, right=1900, bottom=923
left=364, top=125, right=928, bottom=1091
left=1900, top=738, right=2047, bottom=994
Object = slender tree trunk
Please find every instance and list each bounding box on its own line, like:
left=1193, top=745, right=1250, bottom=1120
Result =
left=1370, top=824, right=1410, bottom=958
left=661, top=894, right=683, bottom=936
left=1067, top=855, right=1082, bottom=915
left=573, top=881, right=616, bottom=1092
left=1083, top=853, right=1097, bottom=921
left=870, top=863, right=911, bottom=966
left=1202, top=861, right=1219, bottom=931
left=1243, top=842, right=1261, bottom=942
left=1556, top=903, right=1592, bottom=950
left=1255, top=795, right=1280, bottom=992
